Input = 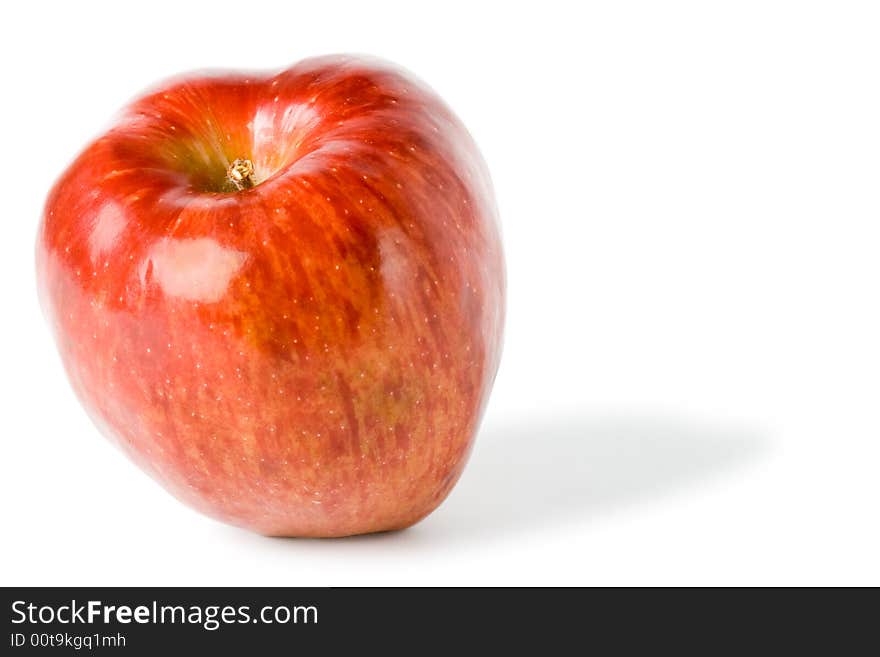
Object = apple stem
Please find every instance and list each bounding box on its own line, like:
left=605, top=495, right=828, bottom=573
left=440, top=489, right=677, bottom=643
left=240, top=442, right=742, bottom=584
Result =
left=226, top=158, right=256, bottom=191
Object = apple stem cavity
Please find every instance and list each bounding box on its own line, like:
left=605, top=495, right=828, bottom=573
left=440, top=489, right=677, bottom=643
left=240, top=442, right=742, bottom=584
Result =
left=226, top=158, right=256, bottom=191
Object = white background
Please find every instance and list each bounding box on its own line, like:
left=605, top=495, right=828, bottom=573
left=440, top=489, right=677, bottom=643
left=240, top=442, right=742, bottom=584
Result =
left=2, top=1, right=879, bottom=586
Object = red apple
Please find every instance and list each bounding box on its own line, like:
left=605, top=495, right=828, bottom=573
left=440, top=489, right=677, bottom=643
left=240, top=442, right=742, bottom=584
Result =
left=36, top=55, right=505, bottom=537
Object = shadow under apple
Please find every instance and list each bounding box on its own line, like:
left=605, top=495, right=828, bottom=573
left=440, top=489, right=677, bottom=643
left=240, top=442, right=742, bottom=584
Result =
left=418, top=409, right=769, bottom=542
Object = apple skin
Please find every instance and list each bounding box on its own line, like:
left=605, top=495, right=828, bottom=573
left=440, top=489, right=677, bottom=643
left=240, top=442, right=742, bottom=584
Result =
left=36, top=55, right=504, bottom=537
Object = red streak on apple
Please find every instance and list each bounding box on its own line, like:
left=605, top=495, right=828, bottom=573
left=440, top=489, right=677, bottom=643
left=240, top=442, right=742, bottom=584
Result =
left=36, top=55, right=505, bottom=537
